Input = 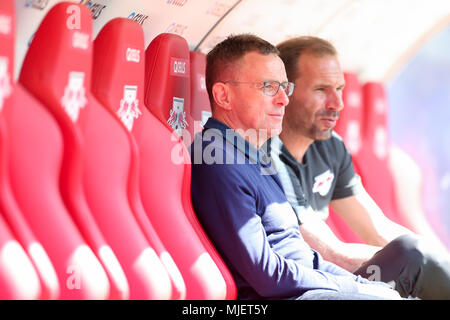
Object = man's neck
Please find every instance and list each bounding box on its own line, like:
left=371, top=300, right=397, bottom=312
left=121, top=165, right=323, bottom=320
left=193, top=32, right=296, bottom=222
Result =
left=213, top=114, right=269, bottom=149
left=279, top=129, right=313, bottom=163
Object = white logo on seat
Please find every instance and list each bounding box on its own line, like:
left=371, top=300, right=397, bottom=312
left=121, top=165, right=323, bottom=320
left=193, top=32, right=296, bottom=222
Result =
left=312, top=170, right=335, bottom=197
left=61, top=72, right=87, bottom=122
left=72, top=31, right=89, bottom=50
left=199, top=76, right=206, bottom=90
left=173, top=60, right=186, bottom=74
left=373, top=126, right=388, bottom=159
left=167, top=97, right=187, bottom=137
left=170, top=58, right=189, bottom=77
left=0, top=15, right=12, bottom=35
left=126, top=48, right=140, bottom=63
left=117, top=85, right=141, bottom=131
left=0, top=57, right=12, bottom=111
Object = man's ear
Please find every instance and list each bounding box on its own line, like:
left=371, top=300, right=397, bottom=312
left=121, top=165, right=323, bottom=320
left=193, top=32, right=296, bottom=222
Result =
left=212, top=82, right=232, bottom=111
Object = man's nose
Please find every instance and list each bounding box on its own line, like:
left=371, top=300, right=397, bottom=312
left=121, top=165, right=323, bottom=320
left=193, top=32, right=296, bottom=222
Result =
left=274, top=86, right=289, bottom=107
left=326, top=89, right=344, bottom=112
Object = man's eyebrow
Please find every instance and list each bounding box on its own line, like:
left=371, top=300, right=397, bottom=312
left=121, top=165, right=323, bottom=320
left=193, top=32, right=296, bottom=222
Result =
left=263, top=79, right=289, bottom=82
left=312, top=82, right=346, bottom=89
left=312, top=83, right=331, bottom=89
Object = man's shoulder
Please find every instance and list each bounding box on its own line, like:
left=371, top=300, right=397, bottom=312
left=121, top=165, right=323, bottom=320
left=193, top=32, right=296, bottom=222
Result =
left=308, top=131, right=349, bottom=159
left=190, top=128, right=260, bottom=181
left=265, top=135, right=289, bottom=160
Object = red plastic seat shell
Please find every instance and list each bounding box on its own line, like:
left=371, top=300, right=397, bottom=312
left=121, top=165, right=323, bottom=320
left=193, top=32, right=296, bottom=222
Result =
left=19, top=3, right=174, bottom=299
left=144, top=33, right=236, bottom=299
left=189, top=51, right=211, bottom=134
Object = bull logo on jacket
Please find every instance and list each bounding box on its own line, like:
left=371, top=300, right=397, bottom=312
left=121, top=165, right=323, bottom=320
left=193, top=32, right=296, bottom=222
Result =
left=61, top=71, right=87, bottom=122
left=117, top=85, right=141, bottom=131
left=167, top=96, right=187, bottom=137
left=0, top=57, right=12, bottom=111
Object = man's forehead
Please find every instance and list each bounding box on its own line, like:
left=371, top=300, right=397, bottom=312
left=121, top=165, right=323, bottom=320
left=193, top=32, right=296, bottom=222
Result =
left=297, top=53, right=344, bottom=84
left=238, top=51, right=287, bottom=80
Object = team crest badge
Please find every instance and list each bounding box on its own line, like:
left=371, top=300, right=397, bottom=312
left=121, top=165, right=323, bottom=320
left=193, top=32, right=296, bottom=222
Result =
left=117, top=85, right=141, bottom=131
left=312, top=170, right=335, bottom=196
left=167, top=96, right=187, bottom=137
left=0, top=57, right=12, bottom=111
left=61, top=71, right=87, bottom=122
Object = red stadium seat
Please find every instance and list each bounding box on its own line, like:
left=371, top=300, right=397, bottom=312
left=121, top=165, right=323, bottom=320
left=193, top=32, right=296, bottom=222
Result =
left=144, top=33, right=236, bottom=299
left=2, top=85, right=67, bottom=300
left=189, top=51, right=211, bottom=134
left=0, top=0, right=60, bottom=300
left=145, top=33, right=195, bottom=143
left=334, top=72, right=364, bottom=159
left=328, top=72, right=365, bottom=243
left=19, top=2, right=174, bottom=299
left=92, top=18, right=186, bottom=300
left=15, top=2, right=117, bottom=300
left=0, top=213, right=41, bottom=299
left=359, top=82, right=410, bottom=229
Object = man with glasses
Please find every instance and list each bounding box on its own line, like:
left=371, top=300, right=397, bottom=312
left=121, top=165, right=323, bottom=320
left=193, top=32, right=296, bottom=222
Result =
left=265, top=36, right=450, bottom=299
left=190, top=34, right=401, bottom=299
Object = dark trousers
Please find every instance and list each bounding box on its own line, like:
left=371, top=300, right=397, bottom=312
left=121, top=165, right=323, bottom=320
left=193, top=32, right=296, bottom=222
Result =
left=353, top=234, right=450, bottom=299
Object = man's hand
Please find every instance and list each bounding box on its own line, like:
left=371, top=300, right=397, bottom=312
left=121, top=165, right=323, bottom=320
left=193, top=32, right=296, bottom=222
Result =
left=299, top=214, right=381, bottom=272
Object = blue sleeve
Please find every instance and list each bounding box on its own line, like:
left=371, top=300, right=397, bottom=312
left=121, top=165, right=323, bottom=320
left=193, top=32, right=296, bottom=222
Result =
left=192, top=162, right=362, bottom=298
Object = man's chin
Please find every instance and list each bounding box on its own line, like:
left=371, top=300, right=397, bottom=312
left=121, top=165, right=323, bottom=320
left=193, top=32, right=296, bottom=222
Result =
left=268, top=127, right=283, bottom=138
left=313, top=129, right=333, bottom=141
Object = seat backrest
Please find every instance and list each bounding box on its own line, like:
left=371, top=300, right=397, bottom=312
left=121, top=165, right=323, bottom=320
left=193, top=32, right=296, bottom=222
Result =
left=92, top=17, right=186, bottom=300
left=0, top=212, right=41, bottom=299
left=15, top=2, right=115, bottom=300
left=142, top=32, right=236, bottom=299
left=189, top=51, right=211, bottom=134
left=326, top=72, right=366, bottom=243
left=0, top=5, right=44, bottom=295
left=359, top=82, right=404, bottom=226
left=145, top=33, right=194, bottom=143
left=334, top=72, right=364, bottom=159
left=20, top=2, right=178, bottom=300
left=3, top=85, right=69, bottom=299
left=0, top=0, right=61, bottom=299
left=0, top=0, right=13, bottom=97
left=361, top=82, right=390, bottom=159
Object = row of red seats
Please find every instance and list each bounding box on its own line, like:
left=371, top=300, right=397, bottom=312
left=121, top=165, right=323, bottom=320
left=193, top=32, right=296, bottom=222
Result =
left=0, top=1, right=231, bottom=299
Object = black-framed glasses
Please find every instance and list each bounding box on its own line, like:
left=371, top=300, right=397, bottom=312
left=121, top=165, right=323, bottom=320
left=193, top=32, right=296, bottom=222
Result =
left=223, top=80, right=295, bottom=97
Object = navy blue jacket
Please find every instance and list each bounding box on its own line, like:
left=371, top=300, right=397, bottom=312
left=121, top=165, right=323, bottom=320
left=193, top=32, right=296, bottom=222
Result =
left=190, top=118, right=369, bottom=299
